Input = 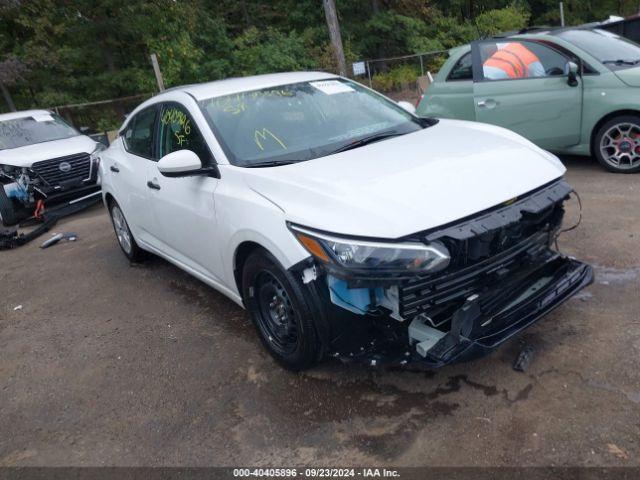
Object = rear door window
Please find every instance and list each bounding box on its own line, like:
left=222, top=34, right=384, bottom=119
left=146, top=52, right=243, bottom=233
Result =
left=123, top=107, right=157, bottom=159
left=448, top=52, right=473, bottom=81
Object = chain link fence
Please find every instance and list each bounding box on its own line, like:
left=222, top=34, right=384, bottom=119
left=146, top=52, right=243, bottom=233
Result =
left=353, top=49, right=449, bottom=104
left=51, top=93, right=153, bottom=141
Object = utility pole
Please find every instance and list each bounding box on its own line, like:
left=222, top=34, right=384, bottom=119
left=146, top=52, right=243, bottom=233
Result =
left=150, top=53, right=165, bottom=92
left=559, top=2, right=565, bottom=26
left=323, top=0, right=347, bottom=77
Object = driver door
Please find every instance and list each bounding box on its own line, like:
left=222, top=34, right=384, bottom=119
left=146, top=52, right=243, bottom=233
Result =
left=471, top=39, right=583, bottom=150
left=147, top=102, right=224, bottom=284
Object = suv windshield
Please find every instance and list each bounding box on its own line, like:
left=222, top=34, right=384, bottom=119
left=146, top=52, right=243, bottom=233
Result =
left=556, top=28, right=640, bottom=70
left=0, top=113, right=79, bottom=150
left=198, top=79, right=425, bottom=166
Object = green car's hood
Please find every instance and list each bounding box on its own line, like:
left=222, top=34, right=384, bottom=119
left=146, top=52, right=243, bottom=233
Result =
left=614, top=66, right=640, bottom=87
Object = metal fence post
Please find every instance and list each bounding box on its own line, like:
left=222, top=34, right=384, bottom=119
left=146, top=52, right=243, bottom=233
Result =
left=367, top=61, right=372, bottom=88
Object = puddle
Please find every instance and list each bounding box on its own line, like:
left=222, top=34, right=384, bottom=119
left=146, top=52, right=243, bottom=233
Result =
left=594, top=265, right=640, bottom=285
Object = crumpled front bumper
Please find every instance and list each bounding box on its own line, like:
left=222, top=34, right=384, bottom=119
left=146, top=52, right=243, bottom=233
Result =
left=419, top=256, right=593, bottom=367
left=295, top=179, right=593, bottom=368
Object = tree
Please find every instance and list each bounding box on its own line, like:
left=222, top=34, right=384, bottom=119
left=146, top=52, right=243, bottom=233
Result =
left=323, top=0, right=347, bottom=76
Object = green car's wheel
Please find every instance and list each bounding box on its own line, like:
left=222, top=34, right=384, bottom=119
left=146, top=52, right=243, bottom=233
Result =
left=594, top=115, right=640, bottom=173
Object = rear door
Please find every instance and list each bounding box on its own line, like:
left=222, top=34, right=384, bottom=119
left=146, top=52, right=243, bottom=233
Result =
left=471, top=39, right=582, bottom=150
left=115, top=105, right=160, bottom=247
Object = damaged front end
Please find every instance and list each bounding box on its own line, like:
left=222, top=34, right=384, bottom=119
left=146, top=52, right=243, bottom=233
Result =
left=289, top=179, right=593, bottom=367
left=0, top=152, right=102, bottom=226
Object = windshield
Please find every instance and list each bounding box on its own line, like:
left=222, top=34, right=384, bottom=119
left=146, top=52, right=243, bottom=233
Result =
left=556, top=29, right=640, bottom=69
left=0, top=113, right=79, bottom=150
left=198, top=79, right=425, bottom=166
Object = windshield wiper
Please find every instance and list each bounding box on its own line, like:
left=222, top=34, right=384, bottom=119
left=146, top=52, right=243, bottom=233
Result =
left=244, top=160, right=297, bottom=168
left=602, top=59, right=640, bottom=65
left=328, top=130, right=404, bottom=155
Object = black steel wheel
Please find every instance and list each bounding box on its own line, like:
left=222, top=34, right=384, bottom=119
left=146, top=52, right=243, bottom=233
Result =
left=254, top=271, right=299, bottom=357
left=242, top=249, right=323, bottom=370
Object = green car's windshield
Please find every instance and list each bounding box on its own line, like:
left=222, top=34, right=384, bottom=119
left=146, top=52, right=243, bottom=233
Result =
left=198, top=79, right=425, bottom=167
left=556, top=29, right=640, bottom=70
left=0, top=113, right=79, bottom=150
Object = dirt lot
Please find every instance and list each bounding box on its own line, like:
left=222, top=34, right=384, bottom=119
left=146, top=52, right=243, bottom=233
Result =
left=0, top=156, right=639, bottom=467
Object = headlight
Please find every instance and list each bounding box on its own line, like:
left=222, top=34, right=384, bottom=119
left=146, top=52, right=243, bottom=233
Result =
left=0, top=164, right=23, bottom=178
left=90, top=143, right=107, bottom=163
left=290, top=225, right=450, bottom=274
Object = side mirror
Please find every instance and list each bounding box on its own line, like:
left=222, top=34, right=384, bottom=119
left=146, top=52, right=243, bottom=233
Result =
left=398, top=100, right=416, bottom=114
left=565, top=61, right=579, bottom=87
left=158, top=150, right=205, bottom=177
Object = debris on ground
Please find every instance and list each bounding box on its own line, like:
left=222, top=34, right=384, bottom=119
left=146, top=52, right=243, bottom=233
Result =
left=513, top=345, right=535, bottom=372
left=40, top=232, right=78, bottom=249
left=607, top=443, right=629, bottom=460
left=13, top=305, right=23, bottom=311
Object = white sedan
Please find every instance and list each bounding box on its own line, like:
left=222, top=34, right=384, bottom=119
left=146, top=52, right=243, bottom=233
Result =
left=100, top=71, right=592, bottom=370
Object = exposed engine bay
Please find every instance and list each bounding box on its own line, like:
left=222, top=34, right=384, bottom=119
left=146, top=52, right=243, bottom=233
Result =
left=292, top=180, right=594, bottom=367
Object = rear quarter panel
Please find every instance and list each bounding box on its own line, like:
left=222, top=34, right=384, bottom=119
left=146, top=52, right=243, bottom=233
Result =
left=579, top=72, right=640, bottom=152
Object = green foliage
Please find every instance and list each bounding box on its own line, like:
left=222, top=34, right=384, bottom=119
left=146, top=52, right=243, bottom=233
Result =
left=1, top=0, right=634, bottom=127
left=476, top=5, right=531, bottom=37
left=372, top=64, right=421, bottom=91
left=233, top=27, right=315, bottom=75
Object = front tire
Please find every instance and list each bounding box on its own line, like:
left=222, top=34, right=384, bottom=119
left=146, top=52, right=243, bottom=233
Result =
left=594, top=115, right=640, bottom=173
left=0, top=185, right=18, bottom=227
left=242, top=249, right=323, bottom=371
left=109, top=201, right=146, bottom=262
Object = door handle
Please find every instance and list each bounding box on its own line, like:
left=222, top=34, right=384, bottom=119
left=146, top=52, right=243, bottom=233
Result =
left=477, top=98, right=497, bottom=109
left=146, top=180, right=161, bottom=190
left=110, top=165, right=120, bottom=173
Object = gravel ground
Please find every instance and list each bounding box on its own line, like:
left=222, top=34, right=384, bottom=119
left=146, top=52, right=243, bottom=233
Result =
left=0, top=156, right=638, bottom=467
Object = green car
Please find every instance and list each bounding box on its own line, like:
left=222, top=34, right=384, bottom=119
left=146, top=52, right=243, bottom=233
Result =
left=417, top=27, right=640, bottom=173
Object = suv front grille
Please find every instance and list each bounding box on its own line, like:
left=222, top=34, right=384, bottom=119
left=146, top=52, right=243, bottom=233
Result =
left=31, top=153, right=91, bottom=187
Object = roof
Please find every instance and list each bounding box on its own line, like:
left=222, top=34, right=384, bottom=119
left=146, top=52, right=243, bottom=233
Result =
left=0, top=109, right=52, bottom=122
left=163, top=71, right=338, bottom=101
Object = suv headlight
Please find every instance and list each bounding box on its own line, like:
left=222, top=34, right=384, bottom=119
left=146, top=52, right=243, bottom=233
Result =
left=289, top=225, right=450, bottom=274
left=90, top=142, right=107, bottom=163
left=0, top=164, right=22, bottom=177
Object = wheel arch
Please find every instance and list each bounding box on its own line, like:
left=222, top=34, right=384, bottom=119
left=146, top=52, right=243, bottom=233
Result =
left=590, top=109, right=640, bottom=155
left=233, top=240, right=266, bottom=297
left=104, top=192, right=116, bottom=209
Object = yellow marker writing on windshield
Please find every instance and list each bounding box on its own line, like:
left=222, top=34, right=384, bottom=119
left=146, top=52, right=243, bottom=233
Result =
left=254, top=128, right=287, bottom=151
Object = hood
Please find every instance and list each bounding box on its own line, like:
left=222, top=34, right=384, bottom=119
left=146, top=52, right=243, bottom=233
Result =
left=614, top=66, right=640, bottom=87
left=0, top=135, right=97, bottom=168
left=243, top=119, right=566, bottom=239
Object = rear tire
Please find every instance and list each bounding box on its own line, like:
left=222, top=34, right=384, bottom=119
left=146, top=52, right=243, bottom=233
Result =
left=0, top=185, right=18, bottom=227
left=108, top=201, right=147, bottom=262
left=242, top=249, right=323, bottom=371
left=594, top=115, right=640, bottom=173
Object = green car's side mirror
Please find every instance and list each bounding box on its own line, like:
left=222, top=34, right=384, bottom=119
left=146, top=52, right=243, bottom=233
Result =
left=565, top=61, right=579, bottom=87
